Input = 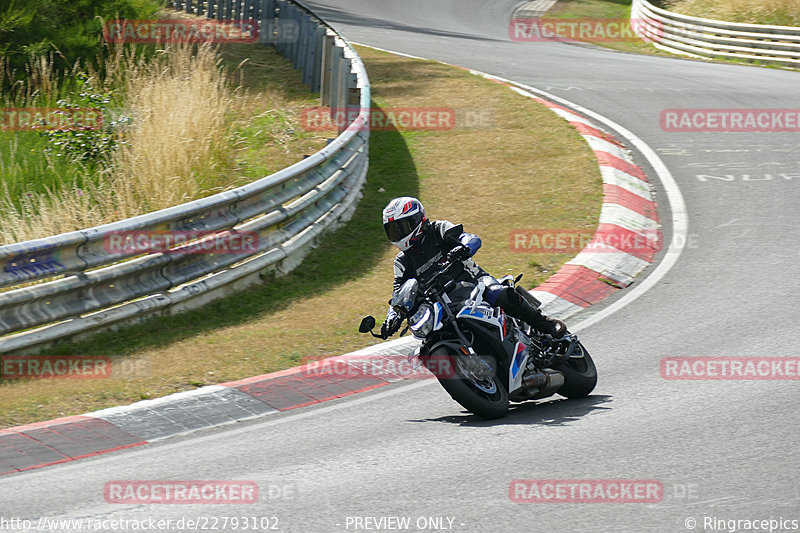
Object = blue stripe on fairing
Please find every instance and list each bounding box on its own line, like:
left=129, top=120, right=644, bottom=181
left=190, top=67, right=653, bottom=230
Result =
left=511, top=342, right=526, bottom=379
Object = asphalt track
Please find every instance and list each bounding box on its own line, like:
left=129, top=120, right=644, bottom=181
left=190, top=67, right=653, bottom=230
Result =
left=2, top=1, right=800, bottom=531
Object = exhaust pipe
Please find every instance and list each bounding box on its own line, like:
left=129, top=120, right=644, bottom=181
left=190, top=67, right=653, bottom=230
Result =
left=522, top=369, right=565, bottom=400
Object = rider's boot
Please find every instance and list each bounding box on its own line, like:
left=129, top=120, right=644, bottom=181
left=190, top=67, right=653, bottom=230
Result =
left=495, top=287, right=567, bottom=338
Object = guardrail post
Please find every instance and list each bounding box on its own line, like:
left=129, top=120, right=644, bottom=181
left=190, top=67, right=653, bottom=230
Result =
left=337, top=54, right=350, bottom=133
left=259, top=0, right=273, bottom=45
left=295, top=15, right=309, bottom=70
left=289, top=5, right=301, bottom=64
left=328, top=45, right=342, bottom=124
left=275, top=1, right=287, bottom=54
left=319, top=31, right=335, bottom=106
left=310, top=26, right=326, bottom=93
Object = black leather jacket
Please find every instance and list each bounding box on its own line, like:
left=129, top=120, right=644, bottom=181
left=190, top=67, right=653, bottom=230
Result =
left=387, top=220, right=484, bottom=321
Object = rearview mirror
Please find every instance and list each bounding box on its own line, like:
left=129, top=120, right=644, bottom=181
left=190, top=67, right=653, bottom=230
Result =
left=359, top=315, right=376, bottom=333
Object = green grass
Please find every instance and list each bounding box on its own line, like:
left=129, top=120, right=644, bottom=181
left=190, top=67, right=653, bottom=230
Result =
left=0, top=132, right=93, bottom=206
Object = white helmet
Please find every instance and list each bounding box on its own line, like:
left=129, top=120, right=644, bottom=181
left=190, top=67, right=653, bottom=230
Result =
left=382, top=197, right=427, bottom=251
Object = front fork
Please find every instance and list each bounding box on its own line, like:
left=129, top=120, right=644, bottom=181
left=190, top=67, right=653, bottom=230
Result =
left=416, top=293, right=494, bottom=379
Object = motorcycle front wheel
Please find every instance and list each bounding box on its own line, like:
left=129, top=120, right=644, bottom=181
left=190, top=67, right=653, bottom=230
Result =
left=424, top=346, right=509, bottom=420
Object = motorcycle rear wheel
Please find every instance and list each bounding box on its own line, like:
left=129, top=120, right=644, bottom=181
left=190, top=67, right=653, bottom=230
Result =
left=424, top=346, right=509, bottom=419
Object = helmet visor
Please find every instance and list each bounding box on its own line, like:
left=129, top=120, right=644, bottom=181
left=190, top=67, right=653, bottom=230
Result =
left=384, top=212, right=424, bottom=242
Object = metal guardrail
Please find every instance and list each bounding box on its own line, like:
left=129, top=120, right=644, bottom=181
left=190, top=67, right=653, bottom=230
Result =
left=0, top=0, right=371, bottom=354
left=632, top=0, right=800, bottom=66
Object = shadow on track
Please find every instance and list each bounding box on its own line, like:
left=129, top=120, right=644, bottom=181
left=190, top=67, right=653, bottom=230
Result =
left=407, top=394, right=612, bottom=427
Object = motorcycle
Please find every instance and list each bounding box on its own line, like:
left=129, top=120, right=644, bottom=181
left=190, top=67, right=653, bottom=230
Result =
left=359, top=257, right=597, bottom=419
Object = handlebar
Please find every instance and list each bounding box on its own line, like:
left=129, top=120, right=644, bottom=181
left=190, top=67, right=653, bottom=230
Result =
left=420, top=257, right=460, bottom=296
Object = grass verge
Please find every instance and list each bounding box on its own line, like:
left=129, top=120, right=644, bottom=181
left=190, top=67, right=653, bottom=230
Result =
left=0, top=46, right=603, bottom=428
left=545, top=0, right=678, bottom=56
left=546, top=0, right=799, bottom=69
left=667, top=0, right=800, bottom=26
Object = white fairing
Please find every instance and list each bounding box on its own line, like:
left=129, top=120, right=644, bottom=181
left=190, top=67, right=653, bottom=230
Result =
left=456, top=303, right=527, bottom=393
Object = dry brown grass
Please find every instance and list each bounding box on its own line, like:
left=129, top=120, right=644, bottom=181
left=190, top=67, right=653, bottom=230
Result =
left=0, top=40, right=330, bottom=246
left=0, top=43, right=238, bottom=243
left=667, top=0, right=800, bottom=26
left=0, top=46, right=602, bottom=428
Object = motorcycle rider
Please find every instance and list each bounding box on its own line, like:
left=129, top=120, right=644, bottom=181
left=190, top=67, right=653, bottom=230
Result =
left=380, top=196, right=567, bottom=340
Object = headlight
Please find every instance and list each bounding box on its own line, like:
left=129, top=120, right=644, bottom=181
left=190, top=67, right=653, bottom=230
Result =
left=409, top=304, right=434, bottom=337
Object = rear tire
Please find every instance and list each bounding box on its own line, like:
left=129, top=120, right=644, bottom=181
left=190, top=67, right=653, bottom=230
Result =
left=555, top=341, right=597, bottom=398
left=424, top=346, right=509, bottom=419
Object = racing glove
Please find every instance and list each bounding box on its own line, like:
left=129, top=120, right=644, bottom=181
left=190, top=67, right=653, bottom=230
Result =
left=446, top=244, right=471, bottom=262
left=381, top=315, right=402, bottom=339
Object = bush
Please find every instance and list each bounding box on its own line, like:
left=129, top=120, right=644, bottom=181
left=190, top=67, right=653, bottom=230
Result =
left=42, top=74, right=132, bottom=163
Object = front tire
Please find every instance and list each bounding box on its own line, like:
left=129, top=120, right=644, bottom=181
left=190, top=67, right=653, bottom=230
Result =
left=555, top=341, right=597, bottom=398
left=424, top=346, right=509, bottom=419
